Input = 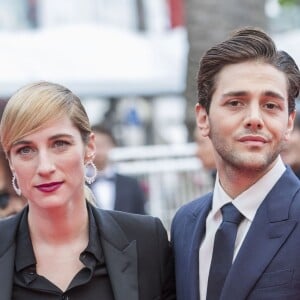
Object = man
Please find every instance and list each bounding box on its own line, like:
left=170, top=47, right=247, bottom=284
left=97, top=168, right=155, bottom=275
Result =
left=281, top=109, right=300, bottom=179
left=90, top=124, right=146, bottom=214
left=171, top=27, right=300, bottom=299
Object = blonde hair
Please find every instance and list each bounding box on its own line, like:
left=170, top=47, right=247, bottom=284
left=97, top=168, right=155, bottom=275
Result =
left=0, top=81, right=95, bottom=203
left=0, top=81, right=91, bottom=154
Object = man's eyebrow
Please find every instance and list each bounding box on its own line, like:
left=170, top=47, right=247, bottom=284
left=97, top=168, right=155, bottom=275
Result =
left=221, top=90, right=285, bottom=101
left=222, top=91, right=248, bottom=98
left=262, top=91, right=285, bottom=101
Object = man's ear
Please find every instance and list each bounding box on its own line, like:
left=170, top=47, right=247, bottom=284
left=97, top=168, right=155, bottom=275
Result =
left=284, top=110, right=296, bottom=141
left=195, top=103, right=210, bottom=137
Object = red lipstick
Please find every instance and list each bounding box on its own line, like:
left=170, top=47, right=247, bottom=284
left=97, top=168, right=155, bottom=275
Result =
left=35, top=182, right=63, bottom=193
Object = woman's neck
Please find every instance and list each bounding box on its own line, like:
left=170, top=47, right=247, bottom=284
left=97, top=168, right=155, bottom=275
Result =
left=28, top=200, right=89, bottom=246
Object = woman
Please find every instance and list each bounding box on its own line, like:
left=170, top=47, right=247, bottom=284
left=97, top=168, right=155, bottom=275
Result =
left=0, top=81, right=175, bottom=299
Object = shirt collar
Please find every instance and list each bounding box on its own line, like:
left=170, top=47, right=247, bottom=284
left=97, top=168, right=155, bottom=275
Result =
left=15, top=208, right=36, bottom=272
left=212, top=156, right=286, bottom=221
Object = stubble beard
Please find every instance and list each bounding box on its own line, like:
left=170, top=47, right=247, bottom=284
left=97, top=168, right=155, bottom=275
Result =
left=211, top=134, right=286, bottom=174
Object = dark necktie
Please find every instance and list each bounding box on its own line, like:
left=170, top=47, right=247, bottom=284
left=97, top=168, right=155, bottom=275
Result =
left=206, top=203, right=244, bottom=300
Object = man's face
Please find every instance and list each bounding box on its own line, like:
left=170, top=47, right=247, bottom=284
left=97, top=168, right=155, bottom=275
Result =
left=281, top=126, right=300, bottom=171
left=93, top=132, right=115, bottom=170
left=196, top=61, right=295, bottom=175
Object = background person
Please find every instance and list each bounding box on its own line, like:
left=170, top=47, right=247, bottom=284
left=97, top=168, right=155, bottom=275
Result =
left=90, top=124, right=146, bottom=214
left=194, top=126, right=216, bottom=180
left=281, top=109, right=300, bottom=179
left=0, top=81, right=175, bottom=299
left=171, top=28, right=300, bottom=300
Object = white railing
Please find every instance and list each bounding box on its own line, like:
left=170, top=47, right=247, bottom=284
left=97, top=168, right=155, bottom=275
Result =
left=110, top=143, right=214, bottom=231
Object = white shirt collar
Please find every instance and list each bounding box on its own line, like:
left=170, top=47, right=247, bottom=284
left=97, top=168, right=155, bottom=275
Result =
left=97, top=165, right=116, bottom=178
left=212, top=156, right=286, bottom=222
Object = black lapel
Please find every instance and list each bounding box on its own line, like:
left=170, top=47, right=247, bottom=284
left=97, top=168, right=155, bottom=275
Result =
left=91, top=206, right=139, bottom=300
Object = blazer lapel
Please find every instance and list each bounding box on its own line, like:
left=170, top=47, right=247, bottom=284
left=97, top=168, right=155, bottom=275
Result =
left=185, top=194, right=212, bottom=300
left=92, top=206, right=139, bottom=300
left=221, top=169, right=299, bottom=299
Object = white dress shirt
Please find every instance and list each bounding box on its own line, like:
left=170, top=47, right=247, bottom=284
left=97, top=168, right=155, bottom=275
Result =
left=199, top=157, right=286, bottom=299
left=93, top=166, right=116, bottom=210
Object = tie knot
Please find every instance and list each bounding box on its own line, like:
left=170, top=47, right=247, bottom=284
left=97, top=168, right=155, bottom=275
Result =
left=221, top=203, right=243, bottom=224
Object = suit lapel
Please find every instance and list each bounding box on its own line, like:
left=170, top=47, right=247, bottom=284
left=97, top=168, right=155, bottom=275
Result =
left=221, top=168, right=299, bottom=299
left=92, top=206, right=138, bottom=300
left=185, top=194, right=212, bottom=300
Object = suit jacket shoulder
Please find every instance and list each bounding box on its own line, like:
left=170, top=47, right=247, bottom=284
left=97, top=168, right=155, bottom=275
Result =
left=0, top=208, right=25, bottom=256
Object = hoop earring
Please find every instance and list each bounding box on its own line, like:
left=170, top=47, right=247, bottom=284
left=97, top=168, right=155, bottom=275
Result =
left=12, top=174, right=21, bottom=196
left=85, top=161, right=97, bottom=184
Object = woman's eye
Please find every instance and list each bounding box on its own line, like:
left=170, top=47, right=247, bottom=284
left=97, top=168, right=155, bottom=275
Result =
left=53, top=140, right=70, bottom=149
left=17, top=146, right=32, bottom=155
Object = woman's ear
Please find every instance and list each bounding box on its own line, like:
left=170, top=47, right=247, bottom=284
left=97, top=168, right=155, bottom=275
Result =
left=195, top=103, right=210, bottom=137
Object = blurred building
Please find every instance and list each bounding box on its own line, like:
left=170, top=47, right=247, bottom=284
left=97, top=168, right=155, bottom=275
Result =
left=0, top=0, right=188, bottom=146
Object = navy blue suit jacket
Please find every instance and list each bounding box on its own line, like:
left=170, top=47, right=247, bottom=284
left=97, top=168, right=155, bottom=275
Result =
left=171, top=167, right=300, bottom=299
left=91, top=173, right=146, bottom=215
left=114, top=174, right=146, bottom=214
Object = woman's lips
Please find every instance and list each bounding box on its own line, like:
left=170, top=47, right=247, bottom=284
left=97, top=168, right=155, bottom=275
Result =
left=35, top=182, right=63, bottom=193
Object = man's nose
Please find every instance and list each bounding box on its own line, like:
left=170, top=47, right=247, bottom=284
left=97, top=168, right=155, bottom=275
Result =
left=243, top=103, right=263, bottom=131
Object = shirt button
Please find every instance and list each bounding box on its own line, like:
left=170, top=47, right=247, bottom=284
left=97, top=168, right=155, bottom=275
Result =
left=62, top=295, right=69, bottom=300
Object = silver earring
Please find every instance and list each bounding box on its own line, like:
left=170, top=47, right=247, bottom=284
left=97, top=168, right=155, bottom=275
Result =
left=85, top=161, right=97, bottom=184
left=12, top=174, right=21, bottom=196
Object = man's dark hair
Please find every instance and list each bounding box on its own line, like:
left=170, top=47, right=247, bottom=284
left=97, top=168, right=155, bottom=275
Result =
left=197, top=27, right=300, bottom=114
left=91, top=123, right=117, bottom=146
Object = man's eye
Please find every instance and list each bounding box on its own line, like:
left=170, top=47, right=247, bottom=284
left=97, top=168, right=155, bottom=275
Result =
left=228, top=100, right=241, bottom=106
left=265, top=103, right=278, bottom=110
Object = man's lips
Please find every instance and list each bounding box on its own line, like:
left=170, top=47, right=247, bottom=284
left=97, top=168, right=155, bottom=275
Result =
left=35, top=182, right=63, bottom=192
left=238, top=135, right=268, bottom=143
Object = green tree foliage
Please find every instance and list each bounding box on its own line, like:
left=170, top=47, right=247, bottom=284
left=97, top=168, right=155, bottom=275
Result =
left=279, top=0, right=300, bottom=6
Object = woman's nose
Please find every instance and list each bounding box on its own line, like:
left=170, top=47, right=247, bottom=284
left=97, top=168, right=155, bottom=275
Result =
left=37, top=152, right=55, bottom=175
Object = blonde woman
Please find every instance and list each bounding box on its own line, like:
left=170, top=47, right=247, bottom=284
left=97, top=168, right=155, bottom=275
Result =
left=0, top=81, right=175, bottom=299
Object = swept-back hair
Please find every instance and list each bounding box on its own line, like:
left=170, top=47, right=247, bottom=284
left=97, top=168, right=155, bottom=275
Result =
left=197, top=27, right=300, bottom=114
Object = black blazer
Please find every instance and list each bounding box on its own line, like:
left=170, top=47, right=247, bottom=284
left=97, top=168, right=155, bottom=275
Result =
left=91, top=173, right=146, bottom=214
left=0, top=204, right=175, bottom=300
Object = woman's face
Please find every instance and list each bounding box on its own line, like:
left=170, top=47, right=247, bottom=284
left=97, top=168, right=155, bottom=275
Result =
left=8, top=116, right=95, bottom=209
